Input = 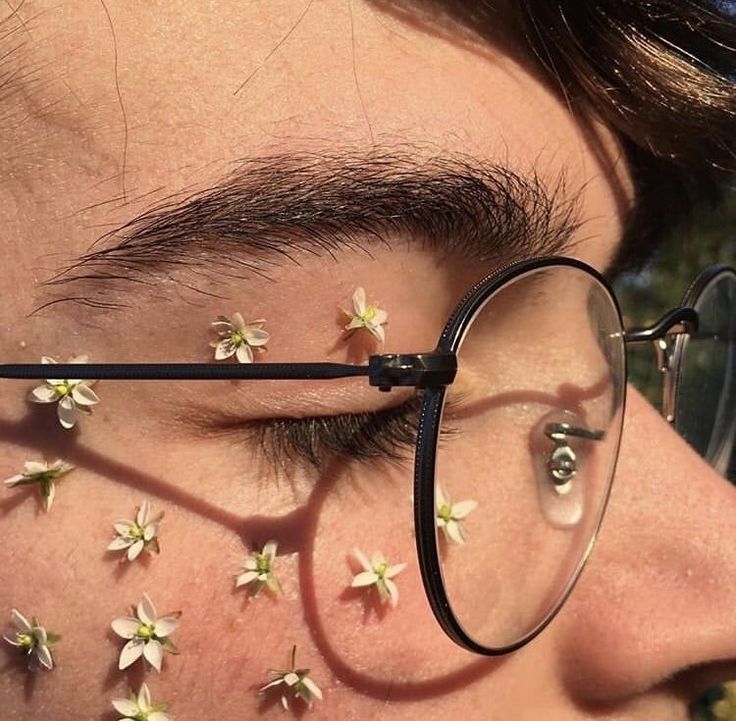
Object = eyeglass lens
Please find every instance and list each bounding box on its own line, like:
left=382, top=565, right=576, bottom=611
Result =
left=430, top=264, right=626, bottom=651
left=674, top=269, right=736, bottom=481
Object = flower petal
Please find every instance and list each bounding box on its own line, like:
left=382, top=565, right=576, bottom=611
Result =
left=245, top=328, right=270, bottom=346
left=353, top=548, right=372, bottom=573
left=230, top=312, right=246, bottom=331
left=214, top=340, right=236, bottom=360
left=137, top=594, right=157, bottom=625
left=114, top=521, right=135, bottom=535
left=368, top=323, right=385, bottom=343
left=137, top=682, right=152, bottom=711
left=262, top=540, right=278, bottom=560
left=127, top=540, right=144, bottom=561
left=136, top=500, right=151, bottom=527
left=108, top=537, right=133, bottom=551
left=112, top=698, right=140, bottom=716
left=235, top=570, right=259, bottom=587
left=384, top=562, right=407, bottom=579
left=148, top=713, right=171, bottom=721
left=235, top=343, right=254, bottom=363
left=111, top=617, right=141, bottom=639
left=143, top=639, right=163, bottom=671
left=71, top=384, right=99, bottom=406
left=3, top=474, right=25, bottom=487
left=452, top=500, right=478, bottom=519
left=445, top=519, right=465, bottom=545
left=118, top=638, right=145, bottom=669
left=371, top=309, right=388, bottom=326
left=302, top=675, right=323, bottom=700
left=25, top=461, right=49, bottom=475
left=352, top=287, right=366, bottom=315
left=57, top=396, right=78, bottom=429
left=43, top=481, right=55, bottom=512
left=153, top=616, right=179, bottom=638
left=29, top=385, right=57, bottom=403
left=34, top=643, right=53, bottom=670
left=351, top=571, right=379, bottom=588
left=260, top=677, right=285, bottom=692
left=11, top=609, right=31, bottom=633
left=385, top=577, right=400, bottom=607
left=143, top=522, right=158, bottom=542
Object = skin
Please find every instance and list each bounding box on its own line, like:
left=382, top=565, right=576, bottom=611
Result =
left=1, top=1, right=735, bottom=719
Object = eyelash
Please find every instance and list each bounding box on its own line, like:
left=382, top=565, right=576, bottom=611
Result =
left=248, top=395, right=424, bottom=470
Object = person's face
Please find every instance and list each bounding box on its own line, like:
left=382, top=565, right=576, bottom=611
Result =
left=1, top=2, right=735, bottom=719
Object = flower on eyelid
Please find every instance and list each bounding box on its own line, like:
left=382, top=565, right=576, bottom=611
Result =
left=2, top=609, right=60, bottom=671
left=710, top=682, right=736, bottom=720
left=108, top=500, right=163, bottom=562
left=235, top=540, right=282, bottom=596
left=259, top=645, right=323, bottom=711
left=350, top=549, right=407, bottom=607
left=3, top=459, right=74, bottom=512
left=28, top=355, right=99, bottom=429
left=435, top=485, right=478, bottom=545
left=342, top=287, right=388, bottom=343
left=210, top=312, right=270, bottom=363
left=111, top=593, right=180, bottom=672
left=112, top=683, right=172, bottom=721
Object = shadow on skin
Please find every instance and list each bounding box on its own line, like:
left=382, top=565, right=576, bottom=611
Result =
left=0, top=405, right=503, bottom=704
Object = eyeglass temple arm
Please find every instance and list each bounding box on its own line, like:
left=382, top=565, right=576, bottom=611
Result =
left=623, top=307, right=698, bottom=344
left=0, top=351, right=458, bottom=391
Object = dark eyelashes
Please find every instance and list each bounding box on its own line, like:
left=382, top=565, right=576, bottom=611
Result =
left=247, top=395, right=424, bottom=470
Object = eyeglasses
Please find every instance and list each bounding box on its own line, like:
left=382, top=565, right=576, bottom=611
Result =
left=2, top=257, right=734, bottom=656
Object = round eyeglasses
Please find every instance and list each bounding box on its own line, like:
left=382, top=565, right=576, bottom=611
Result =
left=2, top=257, right=731, bottom=656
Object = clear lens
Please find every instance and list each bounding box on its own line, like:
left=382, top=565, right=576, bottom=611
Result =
left=675, top=269, right=736, bottom=479
left=432, top=264, right=625, bottom=650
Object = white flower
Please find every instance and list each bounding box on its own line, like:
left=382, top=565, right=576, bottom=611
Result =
left=111, top=593, right=180, bottom=672
left=28, top=355, right=99, bottom=429
left=435, top=486, right=478, bottom=544
left=3, top=459, right=74, bottom=512
left=108, top=500, right=163, bottom=562
left=260, top=645, right=323, bottom=711
left=112, top=682, right=172, bottom=721
left=235, top=540, right=282, bottom=596
left=350, top=549, right=407, bottom=608
left=2, top=609, right=59, bottom=671
left=210, top=312, right=270, bottom=363
left=342, top=287, right=388, bottom=343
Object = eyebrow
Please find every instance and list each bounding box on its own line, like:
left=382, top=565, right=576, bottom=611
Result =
left=40, top=148, right=586, bottom=312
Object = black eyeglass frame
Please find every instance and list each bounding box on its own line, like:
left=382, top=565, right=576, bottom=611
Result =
left=0, top=256, right=708, bottom=656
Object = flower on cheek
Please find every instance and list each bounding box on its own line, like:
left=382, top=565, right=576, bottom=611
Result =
left=108, top=500, right=163, bottom=562
left=28, top=355, right=99, bottom=429
left=111, top=593, right=180, bottom=672
left=259, top=645, right=323, bottom=711
left=342, top=287, right=388, bottom=343
left=235, top=540, right=282, bottom=596
left=3, top=459, right=74, bottom=512
left=2, top=609, right=60, bottom=671
left=210, top=312, right=270, bottom=363
left=435, top=485, right=478, bottom=544
left=350, top=549, right=407, bottom=608
left=112, top=682, right=172, bottom=721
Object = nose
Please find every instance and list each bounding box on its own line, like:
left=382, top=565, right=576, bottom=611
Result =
left=554, top=385, right=736, bottom=702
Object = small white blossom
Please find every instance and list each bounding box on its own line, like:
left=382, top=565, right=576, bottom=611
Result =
left=111, top=593, right=180, bottom=672
left=3, top=459, right=74, bottom=512
left=260, top=645, right=323, bottom=711
left=2, top=609, right=59, bottom=671
left=210, top=312, right=270, bottom=363
left=112, top=682, right=172, bottom=721
left=436, top=486, right=478, bottom=544
left=350, top=549, right=407, bottom=608
left=235, top=540, right=282, bottom=596
left=342, top=287, right=388, bottom=343
left=28, top=355, right=99, bottom=429
left=108, top=500, right=163, bottom=562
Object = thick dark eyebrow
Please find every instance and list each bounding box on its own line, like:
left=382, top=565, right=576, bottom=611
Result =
left=40, top=148, right=585, bottom=312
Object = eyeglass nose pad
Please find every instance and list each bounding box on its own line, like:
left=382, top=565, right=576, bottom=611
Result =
left=530, top=409, right=587, bottom=528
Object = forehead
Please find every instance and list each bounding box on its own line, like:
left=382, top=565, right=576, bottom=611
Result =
left=0, top=0, right=630, bottom=307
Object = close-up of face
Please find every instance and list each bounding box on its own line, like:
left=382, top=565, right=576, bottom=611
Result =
left=1, top=1, right=735, bottom=720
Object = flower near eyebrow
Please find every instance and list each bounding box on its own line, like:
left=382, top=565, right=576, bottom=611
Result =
left=112, top=682, right=172, bottom=721
left=210, top=312, right=270, bottom=363
left=342, top=287, right=388, bottom=343
left=27, top=355, right=99, bottom=429
left=3, top=459, right=74, bottom=512
left=259, top=645, right=323, bottom=711
left=2, top=609, right=60, bottom=671
left=350, top=548, right=407, bottom=608
left=435, top=485, right=478, bottom=545
left=108, top=500, right=163, bottom=562
left=111, top=593, right=180, bottom=672
left=235, top=540, right=282, bottom=596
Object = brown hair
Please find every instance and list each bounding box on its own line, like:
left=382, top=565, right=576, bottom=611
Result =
left=373, top=0, right=736, bottom=271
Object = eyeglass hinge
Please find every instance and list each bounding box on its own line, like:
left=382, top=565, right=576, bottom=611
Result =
left=368, top=351, right=457, bottom=392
